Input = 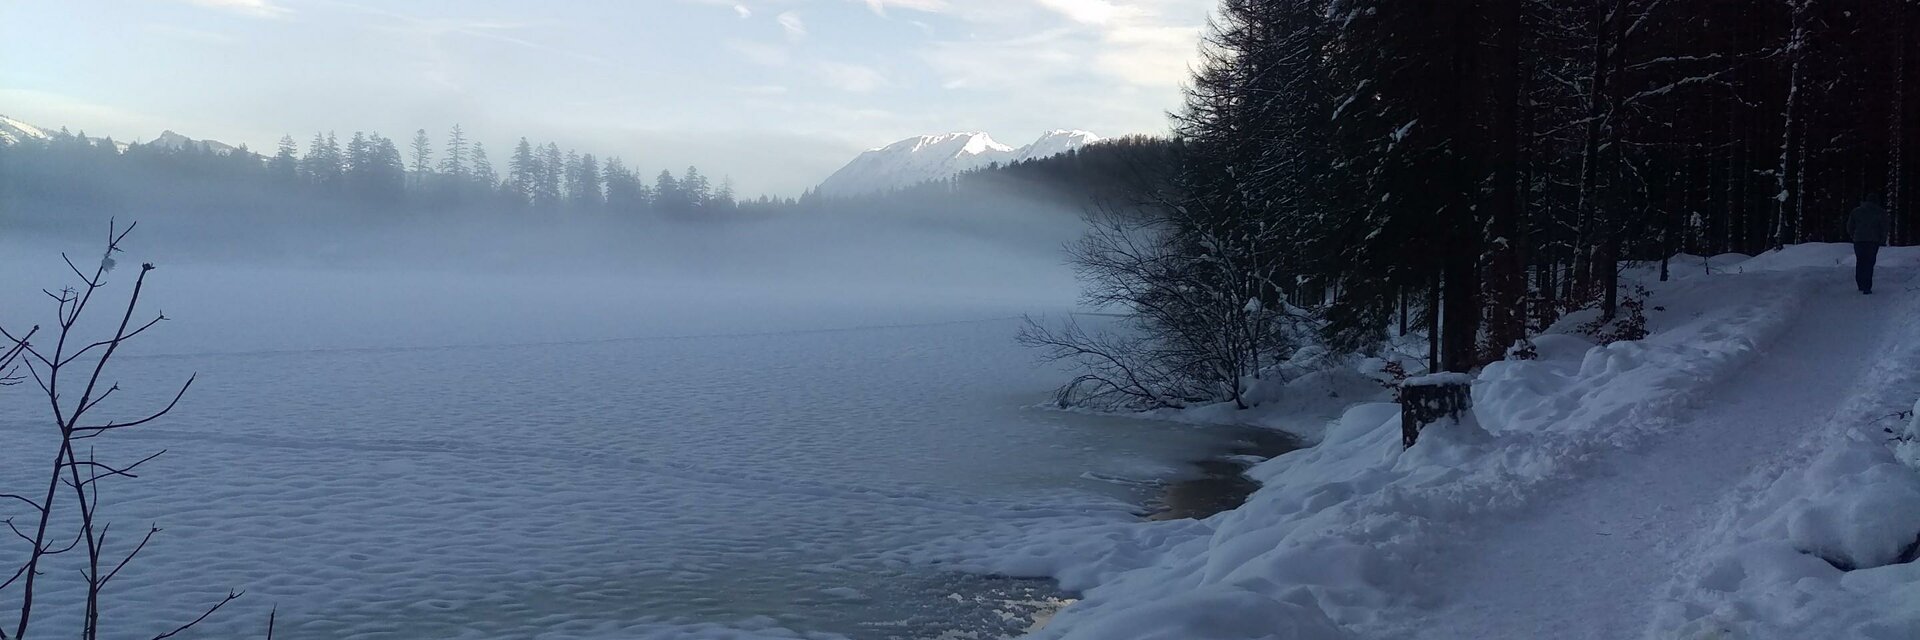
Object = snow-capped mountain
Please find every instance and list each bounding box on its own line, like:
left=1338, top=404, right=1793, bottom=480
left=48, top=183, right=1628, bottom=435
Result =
left=0, top=116, right=234, bottom=154
left=150, top=130, right=239, bottom=155
left=0, top=114, right=52, bottom=145
left=1014, top=129, right=1102, bottom=163
left=817, top=129, right=1104, bottom=197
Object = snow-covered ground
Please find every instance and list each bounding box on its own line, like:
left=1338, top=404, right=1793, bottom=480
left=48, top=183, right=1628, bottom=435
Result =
left=902, top=243, right=1920, bottom=639
left=0, top=245, right=1259, bottom=639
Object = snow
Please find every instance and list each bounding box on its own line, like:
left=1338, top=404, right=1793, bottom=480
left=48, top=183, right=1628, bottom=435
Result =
left=1402, top=372, right=1471, bottom=386
left=1649, top=283, right=1920, bottom=640
left=0, top=113, right=51, bottom=145
left=816, top=130, right=1103, bottom=198
left=902, top=246, right=1920, bottom=639
left=148, top=129, right=240, bottom=155
left=1013, top=130, right=1103, bottom=163
left=0, top=115, right=219, bottom=153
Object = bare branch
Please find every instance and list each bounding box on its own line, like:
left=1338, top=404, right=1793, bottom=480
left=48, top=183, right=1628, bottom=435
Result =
left=74, top=375, right=194, bottom=435
left=100, top=525, right=159, bottom=587
left=150, top=591, right=242, bottom=640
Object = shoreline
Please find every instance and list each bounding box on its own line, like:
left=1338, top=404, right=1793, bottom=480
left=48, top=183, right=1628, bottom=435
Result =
left=1145, top=425, right=1302, bottom=521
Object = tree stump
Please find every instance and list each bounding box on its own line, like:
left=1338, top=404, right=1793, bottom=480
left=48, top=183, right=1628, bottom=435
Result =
left=1401, top=374, right=1473, bottom=449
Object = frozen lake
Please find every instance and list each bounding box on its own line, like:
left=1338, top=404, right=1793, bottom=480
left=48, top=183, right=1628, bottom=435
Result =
left=0, top=260, right=1250, bottom=639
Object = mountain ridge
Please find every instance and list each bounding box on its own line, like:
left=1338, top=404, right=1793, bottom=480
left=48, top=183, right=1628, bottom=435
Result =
left=0, top=115, right=235, bottom=155
left=816, top=129, right=1104, bottom=198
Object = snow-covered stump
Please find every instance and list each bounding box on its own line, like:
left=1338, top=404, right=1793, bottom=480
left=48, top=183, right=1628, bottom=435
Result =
left=1401, top=374, right=1473, bottom=448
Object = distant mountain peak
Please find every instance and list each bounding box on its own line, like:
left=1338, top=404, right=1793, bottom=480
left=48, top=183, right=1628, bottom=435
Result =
left=0, top=114, right=52, bottom=145
left=0, top=116, right=236, bottom=155
left=149, top=129, right=237, bottom=154
left=818, top=129, right=1104, bottom=198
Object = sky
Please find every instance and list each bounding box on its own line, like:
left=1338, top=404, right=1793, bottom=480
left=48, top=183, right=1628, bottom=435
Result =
left=0, top=0, right=1213, bottom=196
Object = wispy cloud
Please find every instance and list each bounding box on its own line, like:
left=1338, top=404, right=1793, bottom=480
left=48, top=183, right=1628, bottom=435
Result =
left=777, top=11, right=808, bottom=41
left=1032, top=0, right=1128, bottom=25
left=856, top=0, right=952, bottom=17
left=179, top=0, right=292, bottom=19
left=912, top=0, right=1201, bottom=90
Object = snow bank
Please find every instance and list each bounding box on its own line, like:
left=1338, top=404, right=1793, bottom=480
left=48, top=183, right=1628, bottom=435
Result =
left=1650, top=290, right=1920, bottom=640
left=1736, top=243, right=1920, bottom=273
left=1115, top=359, right=1394, bottom=443
left=908, top=259, right=1829, bottom=638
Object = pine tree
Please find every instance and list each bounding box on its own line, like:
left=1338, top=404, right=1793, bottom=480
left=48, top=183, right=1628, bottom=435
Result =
left=345, top=131, right=374, bottom=199
left=409, top=128, right=433, bottom=190
left=268, top=135, right=299, bottom=184
left=302, top=131, right=344, bottom=191
left=470, top=141, right=497, bottom=194
left=712, top=176, right=736, bottom=211
left=655, top=169, right=683, bottom=212
left=507, top=138, right=537, bottom=208
left=681, top=166, right=711, bottom=212
left=439, top=124, right=468, bottom=183
left=533, top=143, right=564, bottom=210
left=571, top=153, right=603, bottom=210
left=370, top=134, right=407, bottom=202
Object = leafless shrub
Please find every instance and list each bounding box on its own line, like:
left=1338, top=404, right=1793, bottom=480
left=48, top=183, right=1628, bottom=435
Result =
left=1022, top=200, right=1306, bottom=411
left=0, top=221, right=244, bottom=640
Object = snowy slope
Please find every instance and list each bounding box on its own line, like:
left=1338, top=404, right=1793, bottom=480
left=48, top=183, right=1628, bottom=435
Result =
left=901, top=244, right=1920, bottom=639
left=1014, top=130, right=1103, bottom=163
left=149, top=129, right=238, bottom=155
left=0, top=114, right=51, bottom=145
left=816, top=130, right=1103, bottom=197
left=0, top=116, right=218, bottom=154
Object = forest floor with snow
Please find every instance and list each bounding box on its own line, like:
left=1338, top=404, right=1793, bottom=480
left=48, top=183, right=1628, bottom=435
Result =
left=915, top=243, right=1920, bottom=640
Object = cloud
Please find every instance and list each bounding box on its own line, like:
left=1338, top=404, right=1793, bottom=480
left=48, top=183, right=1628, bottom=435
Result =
left=857, top=0, right=952, bottom=17
left=734, top=5, right=752, bottom=18
left=915, top=0, right=1202, bottom=90
left=179, top=0, right=291, bottom=18
left=1032, top=0, right=1129, bottom=25
left=776, top=11, right=807, bottom=41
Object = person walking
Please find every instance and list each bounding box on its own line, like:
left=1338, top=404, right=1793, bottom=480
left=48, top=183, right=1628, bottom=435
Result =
left=1849, top=196, right=1889, bottom=294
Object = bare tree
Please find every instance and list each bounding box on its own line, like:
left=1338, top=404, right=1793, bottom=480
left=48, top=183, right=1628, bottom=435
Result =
left=0, top=222, right=241, bottom=640
left=1021, top=200, right=1306, bottom=411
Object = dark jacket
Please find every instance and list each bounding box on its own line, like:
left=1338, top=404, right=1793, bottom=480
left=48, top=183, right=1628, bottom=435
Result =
left=1850, top=201, right=1889, bottom=245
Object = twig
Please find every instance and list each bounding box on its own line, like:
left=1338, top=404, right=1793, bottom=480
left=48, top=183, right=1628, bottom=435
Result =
left=150, top=591, right=242, bottom=640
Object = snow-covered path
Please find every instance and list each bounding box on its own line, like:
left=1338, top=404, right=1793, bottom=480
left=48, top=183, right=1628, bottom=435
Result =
left=1408, top=272, right=1910, bottom=640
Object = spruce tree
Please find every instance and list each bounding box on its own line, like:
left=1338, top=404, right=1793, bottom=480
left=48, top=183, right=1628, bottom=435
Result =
left=508, top=138, right=537, bottom=208
left=439, top=124, right=468, bottom=183
left=409, top=129, right=433, bottom=178
left=268, top=135, right=299, bottom=184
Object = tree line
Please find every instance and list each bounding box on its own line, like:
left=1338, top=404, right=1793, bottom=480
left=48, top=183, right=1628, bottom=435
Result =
left=1034, top=0, right=1920, bottom=409
left=0, top=125, right=780, bottom=224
